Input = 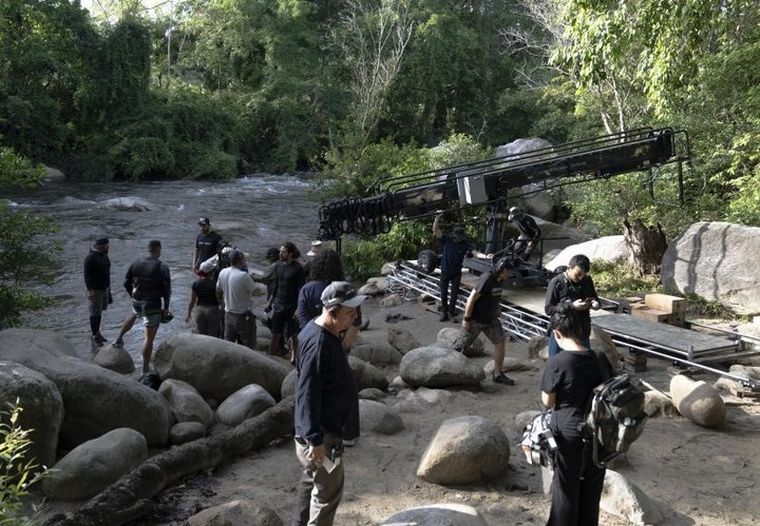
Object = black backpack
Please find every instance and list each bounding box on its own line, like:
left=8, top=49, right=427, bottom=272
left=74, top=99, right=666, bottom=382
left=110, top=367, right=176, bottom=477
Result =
left=584, top=371, right=648, bottom=468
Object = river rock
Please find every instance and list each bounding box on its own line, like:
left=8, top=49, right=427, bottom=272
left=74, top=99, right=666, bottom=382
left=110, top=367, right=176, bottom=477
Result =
left=153, top=334, right=289, bottom=401
left=188, top=499, right=282, bottom=526
left=281, top=369, right=297, bottom=399
left=0, top=361, right=63, bottom=468
left=348, top=355, right=389, bottom=390
left=42, top=428, right=147, bottom=501
left=159, top=379, right=214, bottom=426
left=216, top=384, right=276, bottom=426
left=359, top=399, right=404, bottom=434
left=400, top=346, right=485, bottom=388
left=94, top=343, right=135, bottom=374
left=352, top=331, right=403, bottom=365
left=359, top=387, right=385, bottom=401
left=601, top=469, right=664, bottom=525
left=437, top=327, right=485, bottom=356
left=170, top=422, right=206, bottom=445
left=367, top=276, right=388, bottom=292
left=387, top=326, right=421, bottom=355
left=380, top=503, right=489, bottom=526
left=662, top=222, right=760, bottom=314
left=545, top=235, right=632, bottom=271
left=0, top=329, right=171, bottom=447
left=43, top=165, right=66, bottom=181
left=715, top=364, right=760, bottom=394
left=417, top=415, right=509, bottom=484
left=97, top=196, right=155, bottom=211
left=670, top=375, right=726, bottom=428
left=358, top=282, right=381, bottom=296
left=380, top=294, right=404, bottom=308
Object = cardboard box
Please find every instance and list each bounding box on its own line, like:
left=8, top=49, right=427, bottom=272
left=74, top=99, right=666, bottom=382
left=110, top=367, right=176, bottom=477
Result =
left=644, top=293, right=686, bottom=315
left=632, top=307, right=672, bottom=323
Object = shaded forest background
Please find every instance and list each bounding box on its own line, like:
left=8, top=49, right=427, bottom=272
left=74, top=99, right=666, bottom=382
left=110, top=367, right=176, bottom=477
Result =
left=2, top=0, right=760, bottom=304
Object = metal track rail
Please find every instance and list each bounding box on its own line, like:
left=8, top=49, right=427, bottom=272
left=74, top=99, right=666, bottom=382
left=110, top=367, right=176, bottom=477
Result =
left=387, top=262, right=760, bottom=391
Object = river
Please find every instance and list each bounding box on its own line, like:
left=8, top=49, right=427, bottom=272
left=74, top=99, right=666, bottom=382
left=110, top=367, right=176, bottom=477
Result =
left=4, top=175, right=318, bottom=366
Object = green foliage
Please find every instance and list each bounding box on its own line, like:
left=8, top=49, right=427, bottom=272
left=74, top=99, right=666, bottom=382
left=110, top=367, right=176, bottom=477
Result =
left=589, top=260, right=662, bottom=299
left=0, top=400, right=46, bottom=525
left=0, top=146, right=44, bottom=188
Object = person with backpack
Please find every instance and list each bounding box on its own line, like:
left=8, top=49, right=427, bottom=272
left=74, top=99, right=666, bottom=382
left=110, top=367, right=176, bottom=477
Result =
left=540, top=302, right=610, bottom=526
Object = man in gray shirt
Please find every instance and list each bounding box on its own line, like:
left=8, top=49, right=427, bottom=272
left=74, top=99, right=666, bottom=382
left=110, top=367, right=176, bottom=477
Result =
left=216, top=249, right=257, bottom=349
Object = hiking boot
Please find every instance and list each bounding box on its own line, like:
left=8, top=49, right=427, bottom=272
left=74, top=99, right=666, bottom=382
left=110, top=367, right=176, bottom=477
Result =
left=439, top=313, right=450, bottom=322
left=493, top=373, right=515, bottom=385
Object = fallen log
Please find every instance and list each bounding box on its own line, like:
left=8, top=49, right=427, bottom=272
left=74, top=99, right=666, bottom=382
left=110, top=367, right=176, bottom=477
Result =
left=45, top=396, right=294, bottom=526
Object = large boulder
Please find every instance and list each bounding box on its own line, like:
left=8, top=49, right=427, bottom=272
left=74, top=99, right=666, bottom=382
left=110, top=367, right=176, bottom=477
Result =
left=0, top=361, right=63, bottom=467
left=359, top=399, right=404, bottom=435
left=387, top=326, right=421, bottom=355
left=380, top=503, right=489, bottom=526
left=546, top=235, right=632, bottom=271
left=159, top=379, right=214, bottom=426
left=0, top=329, right=171, bottom=447
left=601, top=470, right=664, bottom=525
left=352, top=331, right=403, bottom=365
left=281, top=369, right=297, bottom=399
left=153, top=334, right=289, bottom=401
left=437, top=327, right=485, bottom=357
left=216, top=384, right=276, bottom=426
left=94, top=344, right=135, bottom=374
left=662, top=222, right=760, bottom=314
left=97, top=196, right=155, bottom=211
left=589, top=326, right=620, bottom=370
left=42, top=428, right=147, bottom=501
left=347, top=355, right=389, bottom=391
left=494, top=138, right=557, bottom=221
left=400, top=346, right=485, bottom=388
left=188, top=499, right=282, bottom=526
left=169, top=422, right=206, bottom=445
left=670, top=375, right=726, bottom=428
left=417, top=415, right=509, bottom=484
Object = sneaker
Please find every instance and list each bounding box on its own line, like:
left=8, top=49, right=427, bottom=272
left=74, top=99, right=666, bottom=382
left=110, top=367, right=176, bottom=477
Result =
left=112, top=339, right=124, bottom=348
left=94, top=333, right=107, bottom=345
left=343, top=438, right=358, bottom=447
left=439, top=313, right=450, bottom=322
left=493, top=373, right=515, bottom=385
left=90, top=335, right=104, bottom=348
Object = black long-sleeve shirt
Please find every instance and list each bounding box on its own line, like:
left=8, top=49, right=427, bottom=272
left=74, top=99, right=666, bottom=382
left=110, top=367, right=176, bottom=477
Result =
left=84, top=250, right=110, bottom=290
left=544, top=272, right=598, bottom=339
left=294, top=320, right=358, bottom=446
left=124, top=256, right=171, bottom=311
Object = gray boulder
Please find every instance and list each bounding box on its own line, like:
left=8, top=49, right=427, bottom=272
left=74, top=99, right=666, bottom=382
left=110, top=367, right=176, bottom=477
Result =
left=281, top=369, right=297, bottom=399
left=348, top=355, right=389, bottom=390
left=188, top=499, right=282, bottom=526
left=546, top=235, right=632, bottom=271
left=0, top=361, right=63, bottom=467
left=153, top=334, right=289, bottom=401
left=387, top=326, right=421, bottom=354
left=0, top=329, right=171, bottom=447
left=437, top=327, right=485, bottom=357
left=97, top=196, right=154, bottom=211
left=589, top=326, right=620, bottom=370
left=159, top=379, right=214, bottom=426
left=94, top=344, right=135, bottom=374
left=400, top=346, right=485, bottom=388
left=662, top=222, right=760, bottom=314
left=42, top=428, right=147, bottom=501
left=670, top=375, right=726, bottom=428
left=352, top=331, right=403, bottom=365
left=358, top=388, right=385, bottom=401
left=601, top=470, right=664, bottom=525
left=359, top=399, right=404, bottom=434
left=170, top=422, right=206, bottom=445
left=380, top=503, right=489, bottom=526
left=380, top=294, right=404, bottom=308
left=715, top=364, right=760, bottom=395
left=216, top=384, right=276, bottom=426
left=417, top=415, right=509, bottom=484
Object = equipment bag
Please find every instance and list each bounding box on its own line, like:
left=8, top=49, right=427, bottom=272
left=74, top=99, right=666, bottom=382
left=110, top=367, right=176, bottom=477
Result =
left=520, top=411, right=558, bottom=468
left=585, top=373, right=648, bottom=468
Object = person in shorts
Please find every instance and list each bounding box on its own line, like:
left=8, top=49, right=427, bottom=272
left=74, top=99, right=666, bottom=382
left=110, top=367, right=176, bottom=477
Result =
left=455, top=256, right=516, bottom=385
left=123, top=240, right=171, bottom=372
left=267, top=241, right=305, bottom=362
left=84, top=237, right=112, bottom=347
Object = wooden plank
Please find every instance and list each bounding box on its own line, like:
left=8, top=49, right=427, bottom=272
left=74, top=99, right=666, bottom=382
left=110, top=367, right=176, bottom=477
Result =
left=645, top=293, right=687, bottom=314
left=631, top=307, right=672, bottom=323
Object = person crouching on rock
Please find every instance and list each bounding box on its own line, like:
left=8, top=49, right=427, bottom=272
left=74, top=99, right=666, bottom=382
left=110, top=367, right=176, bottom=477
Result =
left=540, top=302, right=609, bottom=526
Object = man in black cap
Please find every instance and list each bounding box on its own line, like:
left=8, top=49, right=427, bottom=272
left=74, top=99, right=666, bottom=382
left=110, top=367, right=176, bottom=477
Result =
left=84, top=237, right=112, bottom=346
left=293, top=281, right=367, bottom=526
left=192, top=217, right=223, bottom=273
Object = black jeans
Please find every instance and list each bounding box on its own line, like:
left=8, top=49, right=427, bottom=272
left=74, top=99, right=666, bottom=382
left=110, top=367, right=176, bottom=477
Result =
left=547, top=433, right=605, bottom=526
left=439, top=271, right=462, bottom=315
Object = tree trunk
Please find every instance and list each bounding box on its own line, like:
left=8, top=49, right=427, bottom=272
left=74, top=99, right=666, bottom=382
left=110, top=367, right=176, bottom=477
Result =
left=623, top=218, right=667, bottom=275
left=44, top=397, right=295, bottom=526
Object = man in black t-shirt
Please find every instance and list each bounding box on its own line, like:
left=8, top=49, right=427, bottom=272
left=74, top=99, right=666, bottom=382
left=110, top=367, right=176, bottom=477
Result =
left=267, top=241, right=305, bottom=362
left=192, top=217, right=223, bottom=272
left=455, top=257, right=515, bottom=385
left=508, top=206, right=542, bottom=260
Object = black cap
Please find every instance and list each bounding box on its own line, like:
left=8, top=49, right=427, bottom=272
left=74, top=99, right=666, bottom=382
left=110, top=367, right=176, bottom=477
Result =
left=198, top=217, right=210, bottom=226
left=320, top=281, right=368, bottom=308
left=94, top=237, right=109, bottom=247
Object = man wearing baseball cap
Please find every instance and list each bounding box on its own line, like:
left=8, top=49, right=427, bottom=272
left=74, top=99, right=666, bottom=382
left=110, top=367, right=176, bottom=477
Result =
left=84, top=237, right=112, bottom=346
left=293, top=281, right=367, bottom=526
left=192, top=217, right=223, bottom=272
